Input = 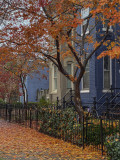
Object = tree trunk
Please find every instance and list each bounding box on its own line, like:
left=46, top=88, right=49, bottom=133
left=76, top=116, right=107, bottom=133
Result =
left=20, top=76, right=26, bottom=106
left=74, top=81, right=84, bottom=123
left=24, top=84, right=28, bottom=104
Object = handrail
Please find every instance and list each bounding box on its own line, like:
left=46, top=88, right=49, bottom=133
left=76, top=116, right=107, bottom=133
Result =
left=62, top=89, right=74, bottom=99
left=59, top=89, right=75, bottom=105
left=109, top=92, right=120, bottom=103
left=96, top=92, right=120, bottom=113
left=96, top=94, right=113, bottom=111
left=65, top=92, right=75, bottom=103
left=97, top=88, right=111, bottom=103
left=96, top=88, right=120, bottom=104
left=110, top=100, right=120, bottom=111
left=111, top=88, right=120, bottom=90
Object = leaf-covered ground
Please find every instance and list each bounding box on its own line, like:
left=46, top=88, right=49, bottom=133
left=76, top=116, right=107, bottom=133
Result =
left=0, top=119, right=107, bottom=160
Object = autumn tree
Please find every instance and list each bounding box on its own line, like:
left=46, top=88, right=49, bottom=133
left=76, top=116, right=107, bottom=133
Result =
left=0, top=0, right=48, bottom=105
left=39, top=0, right=119, bottom=121
left=0, top=0, right=119, bottom=121
left=1, top=48, right=48, bottom=106
left=0, top=64, right=19, bottom=103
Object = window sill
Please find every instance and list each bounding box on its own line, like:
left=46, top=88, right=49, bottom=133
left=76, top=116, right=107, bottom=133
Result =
left=51, top=90, right=57, bottom=94
left=102, top=89, right=111, bottom=93
left=80, top=90, right=90, bottom=93
left=102, top=28, right=113, bottom=32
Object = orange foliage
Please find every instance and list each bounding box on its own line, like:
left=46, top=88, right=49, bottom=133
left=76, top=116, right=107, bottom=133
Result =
left=0, top=0, right=119, bottom=117
left=97, top=46, right=120, bottom=59
left=0, top=64, right=19, bottom=102
left=0, top=0, right=119, bottom=67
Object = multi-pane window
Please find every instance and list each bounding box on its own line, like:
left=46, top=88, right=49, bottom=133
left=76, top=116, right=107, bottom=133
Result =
left=67, top=63, right=72, bottom=89
left=83, top=63, right=89, bottom=90
left=53, top=65, right=57, bottom=90
left=81, top=8, right=89, bottom=35
left=104, top=56, right=110, bottom=89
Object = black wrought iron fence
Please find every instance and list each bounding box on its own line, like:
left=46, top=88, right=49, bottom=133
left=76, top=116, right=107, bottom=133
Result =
left=83, top=114, right=120, bottom=155
left=0, top=104, right=119, bottom=155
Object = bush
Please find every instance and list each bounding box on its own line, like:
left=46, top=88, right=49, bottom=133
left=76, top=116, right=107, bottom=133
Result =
left=0, top=98, right=5, bottom=103
left=38, top=107, right=83, bottom=145
left=83, top=119, right=119, bottom=146
left=38, top=97, right=51, bottom=108
left=105, top=133, right=120, bottom=160
left=27, top=102, right=38, bottom=109
left=12, top=102, right=23, bottom=108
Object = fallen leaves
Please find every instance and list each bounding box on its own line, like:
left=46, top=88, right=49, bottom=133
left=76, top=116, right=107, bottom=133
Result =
left=0, top=119, right=107, bottom=159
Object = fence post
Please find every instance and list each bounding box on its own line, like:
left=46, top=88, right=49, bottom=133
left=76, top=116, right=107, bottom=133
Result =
left=36, top=109, right=38, bottom=130
left=63, top=97, right=66, bottom=109
left=25, top=107, right=27, bottom=121
left=30, top=109, right=32, bottom=128
left=19, top=108, right=21, bottom=123
left=8, top=107, right=12, bottom=122
left=70, top=89, right=73, bottom=104
left=106, top=97, right=109, bottom=118
left=93, top=97, right=96, bottom=116
left=119, top=119, right=120, bottom=139
left=100, top=117, right=104, bottom=155
left=15, top=107, right=17, bottom=122
left=57, top=97, right=59, bottom=108
left=82, top=115, right=85, bottom=149
left=5, top=104, right=8, bottom=121
left=110, top=85, right=114, bottom=99
left=86, top=117, right=88, bottom=144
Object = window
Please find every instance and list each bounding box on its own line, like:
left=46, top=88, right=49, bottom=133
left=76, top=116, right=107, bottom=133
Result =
left=102, top=5, right=113, bottom=32
left=81, top=8, right=89, bottom=35
left=53, top=65, right=57, bottom=90
left=102, top=16, right=113, bottom=32
left=83, top=62, right=89, bottom=90
left=103, top=56, right=110, bottom=89
left=67, top=62, right=72, bottom=89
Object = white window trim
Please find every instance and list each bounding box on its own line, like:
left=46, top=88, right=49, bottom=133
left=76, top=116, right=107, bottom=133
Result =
left=80, top=89, right=90, bottom=93
left=52, top=65, right=57, bottom=92
left=81, top=8, right=89, bottom=36
left=81, top=77, right=90, bottom=92
left=102, top=90, right=111, bottom=93
left=81, top=62, right=90, bottom=92
left=102, top=9, right=113, bottom=32
left=103, top=57, right=112, bottom=90
left=102, top=27, right=113, bottom=32
left=51, top=90, right=57, bottom=94
left=66, top=61, right=74, bottom=90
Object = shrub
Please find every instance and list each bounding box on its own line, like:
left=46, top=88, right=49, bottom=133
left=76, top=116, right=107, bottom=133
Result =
left=38, top=107, right=83, bottom=145
left=0, top=98, right=5, bottom=103
left=38, top=97, right=51, bottom=108
left=12, top=102, right=23, bottom=108
left=105, top=133, right=120, bottom=160
left=27, top=102, right=38, bottom=109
